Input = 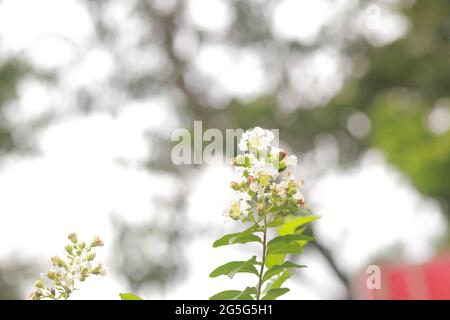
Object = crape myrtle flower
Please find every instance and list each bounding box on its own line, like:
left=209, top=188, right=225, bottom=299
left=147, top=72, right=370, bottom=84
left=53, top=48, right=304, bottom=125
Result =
left=225, top=127, right=306, bottom=222
left=28, top=234, right=105, bottom=300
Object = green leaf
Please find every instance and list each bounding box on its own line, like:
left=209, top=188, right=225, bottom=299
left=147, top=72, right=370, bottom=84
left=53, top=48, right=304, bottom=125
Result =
left=209, top=287, right=256, bottom=300
left=244, top=287, right=257, bottom=295
left=265, top=254, right=286, bottom=268
left=278, top=215, right=320, bottom=236
left=267, top=215, right=285, bottom=228
left=266, top=270, right=292, bottom=291
left=119, top=293, right=144, bottom=300
left=262, top=288, right=290, bottom=300
left=267, top=242, right=303, bottom=256
left=266, top=234, right=313, bottom=257
left=213, top=233, right=261, bottom=248
left=209, top=256, right=259, bottom=279
left=262, top=261, right=306, bottom=282
left=267, top=234, right=314, bottom=247
left=213, top=225, right=260, bottom=248
left=265, top=224, right=315, bottom=267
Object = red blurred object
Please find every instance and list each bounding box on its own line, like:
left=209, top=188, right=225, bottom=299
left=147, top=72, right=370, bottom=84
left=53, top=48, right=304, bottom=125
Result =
left=354, top=255, right=450, bottom=300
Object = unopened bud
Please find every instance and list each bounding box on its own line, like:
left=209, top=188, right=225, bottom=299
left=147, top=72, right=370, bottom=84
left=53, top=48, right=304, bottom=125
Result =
left=256, top=203, right=264, bottom=213
left=51, top=256, right=65, bottom=268
left=91, top=263, right=106, bottom=276
left=29, top=290, right=42, bottom=300
left=246, top=176, right=254, bottom=185
left=87, top=252, right=96, bottom=261
left=90, top=236, right=104, bottom=248
left=34, top=280, right=45, bottom=289
left=47, top=270, right=57, bottom=280
left=65, top=245, right=73, bottom=254
left=230, top=182, right=239, bottom=190
left=68, top=233, right=78, bottom=243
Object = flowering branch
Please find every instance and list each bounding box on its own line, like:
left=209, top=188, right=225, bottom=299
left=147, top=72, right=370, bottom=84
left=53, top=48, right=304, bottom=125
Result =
left=210, top=127, right=319, bottom=300
left=28, top=233, right=105, bottom=300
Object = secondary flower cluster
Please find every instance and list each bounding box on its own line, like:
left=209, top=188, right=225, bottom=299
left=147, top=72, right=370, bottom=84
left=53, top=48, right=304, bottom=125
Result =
left=28, top=233, right=106, bottom=300
left=227, top=127, right=305, bottom=221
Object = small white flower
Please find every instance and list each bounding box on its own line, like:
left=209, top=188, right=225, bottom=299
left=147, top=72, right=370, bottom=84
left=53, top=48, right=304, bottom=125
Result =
left=270, top=146, right=281, bottom=156
left=238, top=138, right=249, bottom=152
left=252, top=158, right=278, bottom=179
left=294, top=191, right=304, bottom=201
left=227, top=192, right=251, bottom=220
left=284, top=155, right=298, bottom=167
left=239, top=127, right=275, bottom=153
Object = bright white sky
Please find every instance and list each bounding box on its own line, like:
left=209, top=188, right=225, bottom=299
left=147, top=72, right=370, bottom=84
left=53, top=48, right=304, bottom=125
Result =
left=0, top=0, right=444, bottom=300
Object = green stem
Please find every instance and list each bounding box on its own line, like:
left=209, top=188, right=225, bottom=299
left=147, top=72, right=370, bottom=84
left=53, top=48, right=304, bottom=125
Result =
left=256, top=211, right=268, bottom=300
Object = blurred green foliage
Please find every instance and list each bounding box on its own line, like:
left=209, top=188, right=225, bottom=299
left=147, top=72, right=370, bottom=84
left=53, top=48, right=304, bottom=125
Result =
left=0, top=59, right=26, bottom=155
left=370, top=92, right=450, bottom=204
left=362, top=1, right=450, bottom=211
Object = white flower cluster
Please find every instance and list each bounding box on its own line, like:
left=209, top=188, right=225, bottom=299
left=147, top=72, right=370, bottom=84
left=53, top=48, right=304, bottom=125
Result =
left=238, top=127, right=275, bottom=152
left=28, top=233, right=106, bottom=300
left=226, top=127, right=305, bottom=222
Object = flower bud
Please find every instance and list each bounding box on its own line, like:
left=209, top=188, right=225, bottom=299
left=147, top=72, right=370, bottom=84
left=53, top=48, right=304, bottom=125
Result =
left=51, top=256, right=65, bottom=268
left=278, top=161, right=287, bottom=172
left=90, top=236, right=104, bottom=248
left=287, top=180, right=297, bottom=196
left=68, top=233, right=78, bottom=243
left=64, top=245, right=73, bottom=254
left=34, top=280, right=45, bottom=289
left=47, top=270, right=57, bottom=280
left=279, top=150, right=287, bottom=160
left=230, top=182, right=240, bottom=190
left=246, top=176, right=254, bottom=185
left=91, top=263, right=106, bottom=276
left=29, top=290, right=42, bottom=300
left=87, top=252, right=96, bottom=261
left=256, top=203, right=264, bottom=214
left=78, top=242, right=86, bottom=249
left=297, top=198, right=306, bottom=207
